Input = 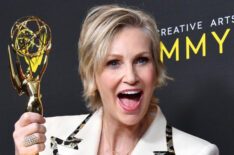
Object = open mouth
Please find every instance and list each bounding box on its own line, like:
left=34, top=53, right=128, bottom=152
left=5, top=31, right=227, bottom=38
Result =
left=117, top=90, right=143, bottom=111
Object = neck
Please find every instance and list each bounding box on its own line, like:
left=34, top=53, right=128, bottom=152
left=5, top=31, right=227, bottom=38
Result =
left=99, top=111, right=153, bottom=155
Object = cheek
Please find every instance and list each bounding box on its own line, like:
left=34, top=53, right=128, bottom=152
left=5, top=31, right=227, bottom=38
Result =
left=96, top=71, right=121, bottom=100
left=101, top=71, right=120, bottom=89
left=139, top=66, right=156, bottom=87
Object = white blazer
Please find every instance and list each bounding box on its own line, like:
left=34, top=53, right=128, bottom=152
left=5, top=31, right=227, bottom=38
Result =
left=40, top=107, right=219, bottom=155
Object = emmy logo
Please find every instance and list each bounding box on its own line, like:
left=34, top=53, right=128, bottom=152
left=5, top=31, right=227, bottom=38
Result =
left=8, top=16, right=52, bottom=115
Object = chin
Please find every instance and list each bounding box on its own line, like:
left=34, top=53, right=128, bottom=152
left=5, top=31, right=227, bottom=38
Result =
left=117, top=107, right=148, bottom=127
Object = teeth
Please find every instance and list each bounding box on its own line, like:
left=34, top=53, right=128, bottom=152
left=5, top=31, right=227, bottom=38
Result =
left=121, top=91, right=140, bottom=95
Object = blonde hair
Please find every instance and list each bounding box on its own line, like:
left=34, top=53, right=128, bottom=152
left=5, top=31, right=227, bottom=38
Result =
left=78, top=4, right=167, bottom=111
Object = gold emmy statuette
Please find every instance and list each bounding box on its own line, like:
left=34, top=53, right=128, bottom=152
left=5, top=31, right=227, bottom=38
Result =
left=8, top=16, right=52, bottom=116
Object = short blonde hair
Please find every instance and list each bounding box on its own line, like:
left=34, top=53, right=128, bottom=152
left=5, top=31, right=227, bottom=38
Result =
left=78, top=4, right=166, bottom=111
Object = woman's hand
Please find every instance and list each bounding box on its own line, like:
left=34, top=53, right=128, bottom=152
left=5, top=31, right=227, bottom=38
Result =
left=13, top=112, right=47, bottom=155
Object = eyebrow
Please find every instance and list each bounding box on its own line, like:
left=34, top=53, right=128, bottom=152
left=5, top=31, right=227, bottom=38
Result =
left=107, top=51, right=151, bottom=58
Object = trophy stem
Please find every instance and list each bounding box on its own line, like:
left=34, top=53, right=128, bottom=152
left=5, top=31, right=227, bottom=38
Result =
left=25, top=79, right=43, bottom=115
left=26, top=95, right=43, bottom=115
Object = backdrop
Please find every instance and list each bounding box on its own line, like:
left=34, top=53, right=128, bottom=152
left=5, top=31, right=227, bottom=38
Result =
left=0, top=0, right=233, bottom=154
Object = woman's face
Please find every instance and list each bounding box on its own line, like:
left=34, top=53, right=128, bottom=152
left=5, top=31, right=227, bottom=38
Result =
left=95, top=26, right=156, bottom=126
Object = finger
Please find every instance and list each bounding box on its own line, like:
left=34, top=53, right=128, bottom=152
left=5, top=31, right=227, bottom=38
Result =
left=23, top=133, right=46, bottom=147
left=33, top=133, right=47, bottom=144
left=15, top=112, right=45, bottom=128
left=23, top=143, right=45, bottom=154
left=15, top=123, right=46, bottom=140
left=23, top=123, right=47, bottom=135
left=24, top=134, right=39, bottom=147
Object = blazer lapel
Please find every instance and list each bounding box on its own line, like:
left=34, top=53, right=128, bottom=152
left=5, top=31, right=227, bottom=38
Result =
left=131, top=106, right=168, bottom=155
left=73, top=108, right=103, bottom=155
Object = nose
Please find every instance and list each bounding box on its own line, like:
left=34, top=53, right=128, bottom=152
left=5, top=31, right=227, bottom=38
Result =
left=123, top=64, right=138, bottom=85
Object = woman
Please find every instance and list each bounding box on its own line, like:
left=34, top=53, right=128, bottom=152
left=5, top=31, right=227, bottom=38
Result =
left=13, top=4, right=219, bottom=155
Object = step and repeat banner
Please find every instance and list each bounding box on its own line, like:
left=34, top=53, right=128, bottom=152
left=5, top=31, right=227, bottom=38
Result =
left=156, top=4, right=234, bottom=154
left=0, top=0, right=233, bottom=154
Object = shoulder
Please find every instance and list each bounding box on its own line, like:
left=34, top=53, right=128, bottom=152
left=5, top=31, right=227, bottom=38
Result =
left=44, top=114, right=89, bottom=139
left=172, top=127, right=219, bottom=155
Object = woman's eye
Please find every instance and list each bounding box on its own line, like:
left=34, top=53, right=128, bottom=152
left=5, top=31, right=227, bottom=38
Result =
left=136, top=57, right=149, bottom=64
left=107, top=60, right=119, bottom=67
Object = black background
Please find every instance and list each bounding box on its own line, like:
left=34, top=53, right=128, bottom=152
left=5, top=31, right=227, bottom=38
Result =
left=0, top=0, right=233, bottom=154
